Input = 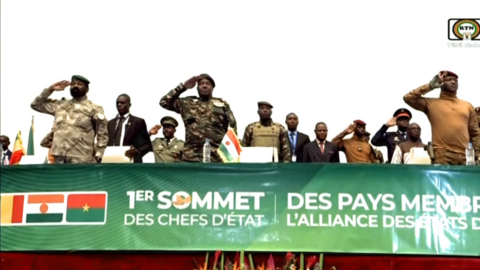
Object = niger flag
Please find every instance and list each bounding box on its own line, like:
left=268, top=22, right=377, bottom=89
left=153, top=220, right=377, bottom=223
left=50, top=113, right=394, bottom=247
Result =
left=66, top=193, right=107, bottom=223
left=10, top=131, right=26, bottom=165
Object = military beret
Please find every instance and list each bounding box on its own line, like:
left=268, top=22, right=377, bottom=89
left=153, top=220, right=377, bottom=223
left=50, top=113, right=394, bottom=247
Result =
left=197, top=74, right=215, bottom=88
left=258, top=101, right=273, bottom=108
left=161, top=116, right=178, bottom=127
left=393, top=108, right=412, bottom=119
left=441, top=71, right=458, bottom=79
left=71, top=75, right=90, bottom=85
left=354, top=119, right=366, bottom=126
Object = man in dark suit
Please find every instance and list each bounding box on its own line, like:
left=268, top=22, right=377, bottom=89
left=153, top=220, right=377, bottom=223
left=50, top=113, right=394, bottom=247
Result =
left=303, top=122, right=339, bottom=163
left=371, top=108, right=412, bottom=163
left=107, top=94, right=152, bottom=163
left=285, top=113, right=310, bottom=162
left=0, top=135, right=12, bottom=165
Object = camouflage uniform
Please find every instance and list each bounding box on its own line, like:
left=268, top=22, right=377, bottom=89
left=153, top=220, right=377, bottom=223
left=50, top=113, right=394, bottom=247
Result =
left=476, top=107, right=480, bottom=128
left=160, top=84, right=237, bottom=162
left=40, top=129, right=54, bottom=148
left=152, top=137, right=184, bottom=163
left=242, top=119, right=291, bottom=162
left=31, top=89, right=108, bottom=164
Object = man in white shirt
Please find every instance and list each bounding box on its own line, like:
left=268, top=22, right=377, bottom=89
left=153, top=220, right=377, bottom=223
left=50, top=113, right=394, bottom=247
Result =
left=0, top=135, right=12, bottom=165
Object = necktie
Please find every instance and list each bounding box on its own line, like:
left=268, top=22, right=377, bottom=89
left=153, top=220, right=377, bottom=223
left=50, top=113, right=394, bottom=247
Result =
left=320, top=143, right=324, bottom=154
left=166, top=138, right=171, bottom=146
left=114, top=116, right=126, bottom=146
left=401, top=132, right=407, bottom=140
left=290, top=133, right=295, bottom=152
left=1, top=152, right=5, bottom=165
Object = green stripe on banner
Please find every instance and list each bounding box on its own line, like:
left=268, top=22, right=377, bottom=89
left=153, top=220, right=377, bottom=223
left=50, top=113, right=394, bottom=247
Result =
left=26, top=213, right=63, bottom=223
left=66, top=209, right=105, bottom=222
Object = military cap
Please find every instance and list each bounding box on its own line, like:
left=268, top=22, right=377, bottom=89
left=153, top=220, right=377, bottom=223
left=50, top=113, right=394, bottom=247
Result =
left=258, top=101, right=273, bottom=109
left=71, top=75, right=90, bottom=85
left=441, top=70, right=458, bottom=79
left=197, top=74, right=215, bottom=88
left=354, top=119, right=366, bottom=125
left=393, top=108, right=412, bottom=119
left=161, top=116, right=178, bottom=127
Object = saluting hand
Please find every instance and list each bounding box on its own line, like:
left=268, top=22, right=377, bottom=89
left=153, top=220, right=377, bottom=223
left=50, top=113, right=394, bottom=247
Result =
left=345, top=123, right=356, bottom=134
left=183, top=76, right=200, bottom=89
left=386, top=117, right=397, bottom=127
left=429, top=71, right=447, bottom=89
left=48, top=80, right=71, bottom=92
left=149, top=124, right=162, bottom=135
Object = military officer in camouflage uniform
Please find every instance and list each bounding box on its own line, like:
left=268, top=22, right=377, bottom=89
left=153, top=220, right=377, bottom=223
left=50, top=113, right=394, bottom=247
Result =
left=242, top=101, right=291, bottom=162
left=149, top=116, right=184, bottom=162
left=160, top=74, right=237, bottom=162
left=31, top=75, right=108, bottom=164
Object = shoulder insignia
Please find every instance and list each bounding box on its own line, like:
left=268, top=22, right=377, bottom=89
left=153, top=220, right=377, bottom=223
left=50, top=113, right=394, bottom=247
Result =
left=213, top=100, right=225, bottom=107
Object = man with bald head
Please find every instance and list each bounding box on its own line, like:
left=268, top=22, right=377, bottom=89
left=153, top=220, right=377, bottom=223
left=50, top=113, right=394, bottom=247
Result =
left=107, top=94, right=152, bottom=163
left=285, top=113, right=310, bottom=162
left=332, top=120, right=379, bottom=163
left=404, top=71, right=480, bottom=165
left=303, top=122, right=339, bottom=163
left=242, top=101, right=291, bottom=162
left=391, top=123, right=426, bottom=164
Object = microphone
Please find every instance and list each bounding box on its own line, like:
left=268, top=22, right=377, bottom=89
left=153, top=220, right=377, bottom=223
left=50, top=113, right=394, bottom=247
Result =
left=271, top=128, right=275, bottom=162
left=64, top=138, right=84, bottom=163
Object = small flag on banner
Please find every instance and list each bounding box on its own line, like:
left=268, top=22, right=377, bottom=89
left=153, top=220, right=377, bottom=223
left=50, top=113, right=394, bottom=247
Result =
left=218, top=127, right=242, bottom=163
left=0, top=192, right=108, bottom=226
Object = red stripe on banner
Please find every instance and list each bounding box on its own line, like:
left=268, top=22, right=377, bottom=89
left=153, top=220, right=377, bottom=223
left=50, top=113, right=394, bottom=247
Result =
left=67, top=194, right=106, bottom=208
left=226, top=129, right=241, bottom=154
left=12, top=195, right=24, bottom=223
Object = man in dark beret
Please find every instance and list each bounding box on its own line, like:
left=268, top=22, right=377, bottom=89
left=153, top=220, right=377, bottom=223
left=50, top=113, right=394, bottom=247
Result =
left=404, top=71, right=480, bottom=165
left=242, top=101, right=291, bottom=162
left=332, top=120, right=380, bottom=163
left=31, top=75, right=108, bottom=164
left=371, top=108, right=412, bottom=163
left=149, top=116, right=184, bottom=163
left=160, top=74, right=237, bottom=162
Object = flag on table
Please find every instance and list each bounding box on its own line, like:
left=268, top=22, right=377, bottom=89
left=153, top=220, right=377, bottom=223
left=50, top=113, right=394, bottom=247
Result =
left=27, top=116, right=35, bottom=155
left=66, top=193, right=107, bottom=223
left=9, top=131, right=25, bottom=165
left=0, top=194, right=25, bottom=224
left=24, top=194, right=65, bottom=223
left=218, top=127, right=242, bottom=163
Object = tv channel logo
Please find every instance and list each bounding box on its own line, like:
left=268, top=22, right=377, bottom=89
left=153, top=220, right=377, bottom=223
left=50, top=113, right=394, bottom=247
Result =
left=448, top=19, right=480, bottom=41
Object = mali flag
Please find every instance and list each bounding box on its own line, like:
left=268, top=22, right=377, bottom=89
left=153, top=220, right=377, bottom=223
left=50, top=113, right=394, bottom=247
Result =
left=0, top=194, right=25, bottom=225
left=66, top=193, right=107, bottom=223
left=10, top=131, right=25, bottom=165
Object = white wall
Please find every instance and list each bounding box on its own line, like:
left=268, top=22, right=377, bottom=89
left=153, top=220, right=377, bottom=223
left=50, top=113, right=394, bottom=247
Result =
left=1, top=0, right=479, bottom=162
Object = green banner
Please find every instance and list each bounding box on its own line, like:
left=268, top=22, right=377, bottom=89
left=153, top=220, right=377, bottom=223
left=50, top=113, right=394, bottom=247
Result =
left=1, top=164, right=479, bottom=255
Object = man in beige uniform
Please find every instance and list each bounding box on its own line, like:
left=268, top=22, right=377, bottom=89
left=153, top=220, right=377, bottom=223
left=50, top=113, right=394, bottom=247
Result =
left=31, top=75, right=108, bottom=163
left=149, top=116, right=184, bottom=162
left=242, top=101, right=291, bottom=162
left=332, top=120, right=379, bottom=163
left=403, top=71, right=480, bottom=165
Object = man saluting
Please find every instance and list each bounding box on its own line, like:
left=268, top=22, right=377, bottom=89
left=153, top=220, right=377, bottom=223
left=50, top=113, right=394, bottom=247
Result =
left=160, top=74, right=237, bottom=162
left=403, top=71, right=480, bottom=165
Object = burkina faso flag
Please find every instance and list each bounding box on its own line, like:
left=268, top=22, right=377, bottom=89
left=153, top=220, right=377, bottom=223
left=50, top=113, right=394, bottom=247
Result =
left=66, top=193, right=107, bottom=223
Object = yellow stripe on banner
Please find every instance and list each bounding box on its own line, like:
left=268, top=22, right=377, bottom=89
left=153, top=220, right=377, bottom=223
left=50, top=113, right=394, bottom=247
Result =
left=0, top=195, right=14, bottom=224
